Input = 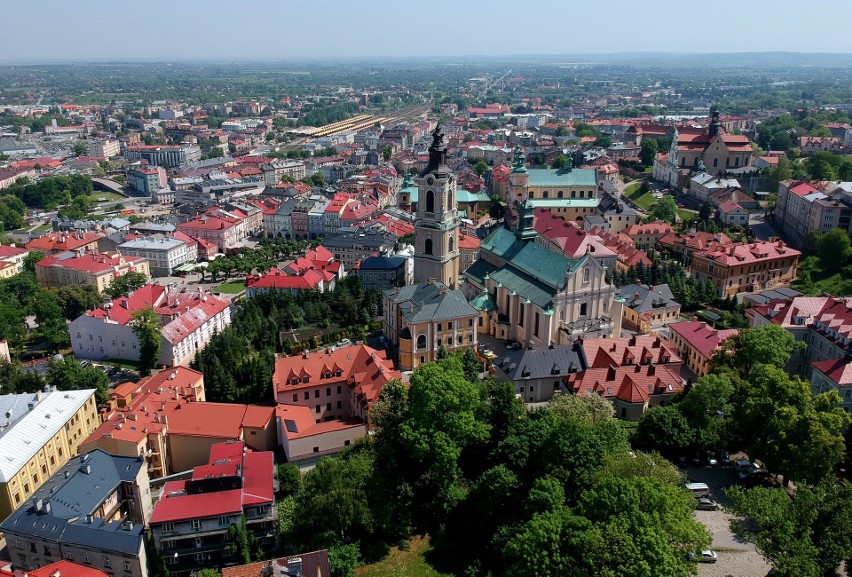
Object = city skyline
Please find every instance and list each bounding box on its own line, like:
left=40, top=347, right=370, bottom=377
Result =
left=2, top=0, right=852, bottom=63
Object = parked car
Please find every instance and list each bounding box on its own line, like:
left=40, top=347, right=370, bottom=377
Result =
left=336, top=338, right=352, bottom=347
left=717, top=449, right=731, bottom=466
left=690, top=454, right=702, bottom=466
left=695, top=498, right=719, bottom=511
left=506, top=341, right=521, bottom=351
left=692, top=550, right=718, bottom=563
left=705, top=451, right=717, bottom=466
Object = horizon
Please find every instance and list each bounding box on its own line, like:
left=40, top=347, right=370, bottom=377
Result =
left=2, top=0, right=851, bottom=62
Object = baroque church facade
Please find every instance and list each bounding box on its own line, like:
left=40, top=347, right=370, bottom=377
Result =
left=463, top=149, right=621, bottom=348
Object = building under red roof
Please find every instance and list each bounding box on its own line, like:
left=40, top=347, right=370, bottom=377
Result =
left=668, top=321, right=738, bottom=361
left=26, top=232, right=103, bottom=255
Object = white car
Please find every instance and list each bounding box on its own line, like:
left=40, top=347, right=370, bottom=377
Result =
left=690, top=550, right=718, bottom=563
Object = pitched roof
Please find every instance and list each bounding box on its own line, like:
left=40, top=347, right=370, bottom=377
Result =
left=811, top=358, right=852, bottom=386
left=222, top=550, right=331, bottom=577
left=615, top=282, right=679, bottom=313
left=526, top=168, right=597, bottom=187
left=385, top=282, right=479, bottom=323
left=26, top=232, right=103, bottom=253
left=696, top=239, right=800, bottom=266
left=565, top=364, right=683, bottom=402
left=580, top=334, right=681, bottom=368
left=494, top=342, right=585, bottom=381
left=668, top=321, right=738, bottom=359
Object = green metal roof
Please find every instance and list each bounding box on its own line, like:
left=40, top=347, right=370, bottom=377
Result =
left=480, top=227, right=524, bottom=261
left=527, top=198, right=600, bottom=209
left=463, top=259, right=498, bottom=285
left=401, top=186, right=489, bottom=206
left=510, top=241, right=577, bottom=290
left=469, top=291, right=497, bottom=312
left=527, top=168, right=597, bottom=188
left=489, top=266, right=555, bottom=309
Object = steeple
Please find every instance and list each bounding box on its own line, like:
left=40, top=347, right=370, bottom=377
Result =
left=511, top=145, right=528, bottom=174
left=708, top=106, right=721, bottom=138
left=401, top=170, right=413, bottom=188
left=422, top=124, right=449, bottom=177
left=515, top=199, right=537, bottom=241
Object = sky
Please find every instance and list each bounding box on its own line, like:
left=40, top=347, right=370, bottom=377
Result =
left=2, top=0, right=852, bottom=62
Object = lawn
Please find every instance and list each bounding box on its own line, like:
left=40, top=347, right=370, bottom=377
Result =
left=356, top=537, right=452, bottom=577
left=31, top=223, right=52, bottom=233
left=92, top=191, right=126, bottom=202
left=215, top=281, right=246, bottom=294
left=793, top=255, right=852, bottom=296
left=625, top=183, right=656, bottom=211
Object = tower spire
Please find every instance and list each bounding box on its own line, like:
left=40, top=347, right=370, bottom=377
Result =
left=422, top=124, right=448, bottom=176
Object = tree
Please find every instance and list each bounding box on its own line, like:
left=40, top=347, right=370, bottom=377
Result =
left=72, top=143, right=88, bottom=157
left=593, top=134, right=613, bottom=148
left=816, top=228, right=852, bottom=271
left=551, top=154, right=569, bottom=170
left=276, top=463, right=302, bottom=498
left=726, top=481, right=852, bottom=577
left=472, top=159, right=489, bottom=176
left=228, top=515, right=254, bottom=564
left=639, top=139, right=658, bottom=166
left=676, top=373, right=735, bottom=451
left=549, top=392, right=614, bottom=425
left=54, top=285, right=101, bottom=320
left=32, top=290, right=69, bottom=352
left=732, top=364, right=850, bottom=485
left=310, top=173, right=324, bottom=186
left=23, top=251, right=45, bottom=273
left=328, top=543, right=360, bottom=577
left=713, top=323, right=802, bottom=377
left=0, top=360, right=44, bottom=395
left=633, top=405, right=693, bottom=456
left=698, top=200, right=714, bottom=222
left=131, top=306, right=161, bottom=376
left=195, top=570, right=220, bottom=577
left=461, top=347, right=482, bottom=382
left=649, top=196, right=678, bottom=225
left=105, top=271, right=148, bottom=298
left=382, top=145, right=392, bottom=162
left=399, top=356, right=489, bottom=527
left=146, top=532, right=170, bottom=577
left=46, top=357, right=109, bottom=406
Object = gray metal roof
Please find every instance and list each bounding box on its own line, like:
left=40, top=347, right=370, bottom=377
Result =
left=0, top=449, right=145, bottom=555
left=494, top=342, right=586, bottom=381
left=615, top=283, right=679, bottom=314
left=385, top=282, right=478, bottom=323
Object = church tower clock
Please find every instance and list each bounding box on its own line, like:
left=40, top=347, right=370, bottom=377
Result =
left=413, top=125, right=461, bottom=288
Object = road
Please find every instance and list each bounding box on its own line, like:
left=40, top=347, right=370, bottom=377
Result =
left=748, top=212, right=779, bottom=241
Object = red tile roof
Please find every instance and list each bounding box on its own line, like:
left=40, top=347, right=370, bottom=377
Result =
left=696, top=239, right=800, bottom=267
left=565, top=363, right=683, bottom=403
left=26, top=232, right=103, bottom=253
left=668, top=321, right=738, bottom=359
left=0, top=244, right=29, bottom=258
left=625, top=222, right=674, bottom=237
left=167, top=402, right=250, bottom=438
left=36, top=251, right=146, bottom=275
left=27, top=561, right=110, bottom=577
left=811, top=358, right=852, bottom=386
left=581, top=334, right=681, bottom=368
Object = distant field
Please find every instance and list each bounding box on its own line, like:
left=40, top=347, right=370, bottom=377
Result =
left=215, top=282, right=246, bottom=294
left=356, top=536, right=452, bottom=577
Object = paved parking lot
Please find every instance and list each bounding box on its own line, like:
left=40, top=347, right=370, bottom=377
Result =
left=685, top=463, right=772, bottom=577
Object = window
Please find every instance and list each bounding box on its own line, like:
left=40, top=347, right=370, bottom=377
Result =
left=449, top=236, right=454, bottom=252
left=104, top=558, right=111, bottom=568
left=337, top=401, right=342, bottom=409
left=534, top=312, right=540, bottom=337
left=219, top=515, right=229, bottom=526
left=313, top=447, right=320, bottom=453
left=191, top=519, right=202, bottom=530
left=84, top=554, right=91, bottom=565
left=195, top=553, right=205, bottom=563
left=326, top=388, right=331, bottom=396
left=417, top=335, right=427, bottom=349
left=337, top=385, right=342, bottom=394
left=447, top=321, right=453, bottom=330
left=580, top=303, right=588, bottom=316
left=426, top=190, right=435, bottom=213
left=66, top=550, right=73, bottom=560
left=292, top=394, right=298, bottom=402
left=424, top=238, right=433, bottom=255
left=124, top=561, right=132, bottom=572
left=582, top=267, right=590, bottom=284
left=315, top=405, right=320, bottom=413
left=314, top=390, right=320, bottom=398
left=163, top=522, right=175, bottom=532
left=303, top=392, right=309, bottom=400
left=326, top=403, right=332, bottom=411
left=437, top=323, right=442, bottom=331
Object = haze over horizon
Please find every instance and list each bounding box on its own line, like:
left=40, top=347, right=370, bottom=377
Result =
left=2, top=0, right=852, bottom=63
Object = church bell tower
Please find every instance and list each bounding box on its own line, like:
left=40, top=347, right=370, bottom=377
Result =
left=413, top=125, right=461, bottom=288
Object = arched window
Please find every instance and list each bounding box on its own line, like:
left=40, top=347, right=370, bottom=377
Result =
left=424, top=238, right=433, bottom=255
left=713, top=158, right=718, bottom=168
left=582, top=267, right=590, bottom=283
left=735, top=157, right=740, bottom=167
left=543, top=191, right=549, bottom=198
left=448, top=236, right=454, bottom=252
left=447, top=188, right=453, bottom=208
left=571, top=191, right=576, bottom=198
left=426, top=190, right=435, bottom=213
left=558, top=191, right=563, bottom=198
left=417, top=335, right=426, bottom=349
left=529, top=191, right=535, bottom=198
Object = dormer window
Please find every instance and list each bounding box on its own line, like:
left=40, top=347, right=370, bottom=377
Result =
left=302, top=376, right=309, bottom=383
